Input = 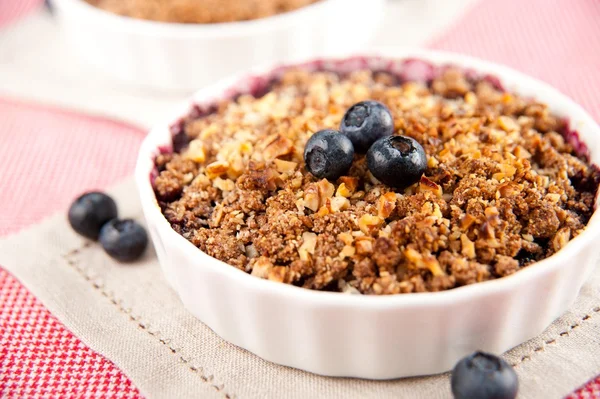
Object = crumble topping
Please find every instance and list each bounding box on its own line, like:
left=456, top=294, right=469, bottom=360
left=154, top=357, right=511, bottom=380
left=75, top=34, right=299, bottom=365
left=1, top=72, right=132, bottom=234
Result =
left=153, top=67, right=600, bottom=294
left=85, top=0, right=320, bottom=23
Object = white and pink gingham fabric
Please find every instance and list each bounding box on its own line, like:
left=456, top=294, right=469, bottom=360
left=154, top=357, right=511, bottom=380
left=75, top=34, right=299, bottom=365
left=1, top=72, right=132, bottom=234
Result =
left=0, top=0, right=43, bottom=27
left=1, top=0, right=600, bottom=397
left=0, top=268, right=143, bottom=398
left=0, top=99, right=145, bottom=398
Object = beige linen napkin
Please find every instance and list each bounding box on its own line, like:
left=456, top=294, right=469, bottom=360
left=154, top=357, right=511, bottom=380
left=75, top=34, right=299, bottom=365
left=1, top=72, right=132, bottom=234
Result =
left=0, top=177, right=599, bottom=399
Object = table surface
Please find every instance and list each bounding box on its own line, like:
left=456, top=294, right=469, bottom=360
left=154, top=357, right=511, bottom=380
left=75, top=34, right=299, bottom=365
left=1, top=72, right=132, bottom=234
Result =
left=1, top=0, right=600, bottom=397
left=0, top=0, right=478, bottom=128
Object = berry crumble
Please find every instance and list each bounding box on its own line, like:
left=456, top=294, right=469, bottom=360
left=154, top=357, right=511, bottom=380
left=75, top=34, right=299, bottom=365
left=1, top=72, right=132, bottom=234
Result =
left=84, top=0, right=320, bottom=24
left=153, top=66, right=600, bottom=295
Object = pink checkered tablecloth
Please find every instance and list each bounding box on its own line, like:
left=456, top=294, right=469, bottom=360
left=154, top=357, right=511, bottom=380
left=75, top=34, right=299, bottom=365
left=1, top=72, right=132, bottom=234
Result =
left=1, top=0, right=600, bottom=397
left=0, top=0, right=44, bottom=27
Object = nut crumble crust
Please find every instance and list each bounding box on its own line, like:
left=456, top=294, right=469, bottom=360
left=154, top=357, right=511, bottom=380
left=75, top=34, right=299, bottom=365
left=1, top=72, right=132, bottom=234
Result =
left=85, top=0, right=319, bottom=23
left=153, top=68, right=600, bottom=294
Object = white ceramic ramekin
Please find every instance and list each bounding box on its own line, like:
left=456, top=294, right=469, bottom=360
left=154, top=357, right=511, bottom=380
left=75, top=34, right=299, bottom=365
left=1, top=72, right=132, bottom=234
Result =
left=135, top=50, right=600, bottom=379
left=50, top=0, right=385, bottom=91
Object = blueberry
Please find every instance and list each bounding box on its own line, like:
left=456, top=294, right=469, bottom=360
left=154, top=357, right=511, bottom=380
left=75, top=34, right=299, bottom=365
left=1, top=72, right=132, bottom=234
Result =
left=340, top=100, right=394, bottom=153
left=68, top=192, right=118, bottom=240
left=366, top=135, right=427, bottom=189
left=304, top=129, right=354, bottom=180
left=451, top=351, right=518, bottom=399
left=99, top=219, right=148, bottom=262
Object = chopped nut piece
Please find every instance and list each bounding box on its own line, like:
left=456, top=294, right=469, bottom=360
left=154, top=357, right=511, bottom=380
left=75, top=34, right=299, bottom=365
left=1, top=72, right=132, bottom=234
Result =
left=404, top=248, right=421, bottom=265
left=546, top=193, right=561, bottom=203
left=338, top=280, right=361, bottom=295
left=366, top=171, right=380, bottom=185
left=274, top=159, right=298, bottom=173
left=465, top=91, right=477, bottom=105
left=262, top=134, right=294, bottom=160
left=377, top=192, right=397, bottom=219
left=417, top=176, right=442, bottom=197
left=498, top=182, right=519, bottom=198
left=498, top=116, right=519, bottom=132
left=205, top=161, right=229, bottom=179
left=339, top=245, right=356, bottom=259
left=251, top=256, right=273, bottom=278
left=290, top=172, right=303, bottom=189
left=339, top=176, right=359, bottom=192
left=298, top=232, right=317, bottom=261
left=338, top=232, right=354, bottom=246
left=316, top=206, right=330, bottom=217
left=191, top=173, right=210, bottom=188
left=213, top=177, right=235, bottom=191
left=514, top=146, right=532, bottom=159
left=355, top=237, right=374, bottom=255
left=461, top=234, right=476, bottom=259
left=183, top=139, right=206, bottom=163
left=198, top=123, right=219, bottom=140
left=552, top=228, right=570, bottom=252
left=336, top=183, right=352, bottom=198
left=211, top=204, right=224, bottom=226
left=484, top=206, right=499, bottom=220
left=427, top=156, right=439, bottom=168
left=317, top=179, right=335, bottom=207
left=358, top=214, right=383, bottom=235
left=245, top=244, right=258, bottom=259
left=303, top=184, right=320, bottom=212
left=432, top=203, right=443, bottom=219
left=268, top=266, right=292, bottom=283
left=405, top=248, right=444, bottom=276
left=522, top=234, right=534, bottom=242
left=182, top=172, right=194, bottom=184
left=329, top=196, right=350, bottom=212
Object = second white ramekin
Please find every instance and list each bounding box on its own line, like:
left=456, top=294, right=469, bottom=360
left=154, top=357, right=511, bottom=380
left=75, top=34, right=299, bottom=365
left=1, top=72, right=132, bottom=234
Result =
left=51, top=0, right=385, bottom=91
left=135, top=50, right=600, bottom=379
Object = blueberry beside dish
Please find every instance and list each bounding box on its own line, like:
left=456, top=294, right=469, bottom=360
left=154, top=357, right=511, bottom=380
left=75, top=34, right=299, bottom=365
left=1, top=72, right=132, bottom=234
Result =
left=68, top=191, right=148, bottom=262
left=451, top=352, right=518, bottom=399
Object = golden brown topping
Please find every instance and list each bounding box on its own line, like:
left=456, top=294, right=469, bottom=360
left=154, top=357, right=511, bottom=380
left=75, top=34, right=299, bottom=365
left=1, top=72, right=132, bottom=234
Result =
left=298, top=232, right=317, bottom=261
left=339, top=176, right=359, bottom=192
left=377, top=192, right=398, bottom=219
left=339, top=245, right=356, bottom=260
left=358, top=214, right=384, bottom=235
left=417, top=176, right=442, bottom=197
left=86, top=0, right=320, bottom=24
left=329, top=196, right=350, bottom=212
left=213, top=177, right=235, bottom=192
left=317, top=179, right=335, bottom=207
left=335, top=183, right=353, bottom=198
left=206, top=161, right=229, bottom=179
left=268, top=266, right=293, bottom=284
left=262, top=134, right=295, bottom=160
left=183, top=139, right=206, bottom=163
left=405, top=248, right=445, bottom=277
left=337, top=232, right=354, bottom=246
left=251, top=256, right=274, bottom=279
left=460, top=234, right=476, bottom=259
left=303, top=183, right=320, bottom=212
left=552, top=228, right=571, bottom=252
left=355, top=236, right=374, bottom=255
left=155, top=68, right=599, bottom=295
left=274, top=159, right=298, bottom=173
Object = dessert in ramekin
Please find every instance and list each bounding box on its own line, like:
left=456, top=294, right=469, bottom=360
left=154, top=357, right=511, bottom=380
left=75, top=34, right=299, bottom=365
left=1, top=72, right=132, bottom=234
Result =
left=84, top=0, right=321, bottom=24
left=135, top=50, right=600, bottom=378
left=51, top=0, right=384, bottom=91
